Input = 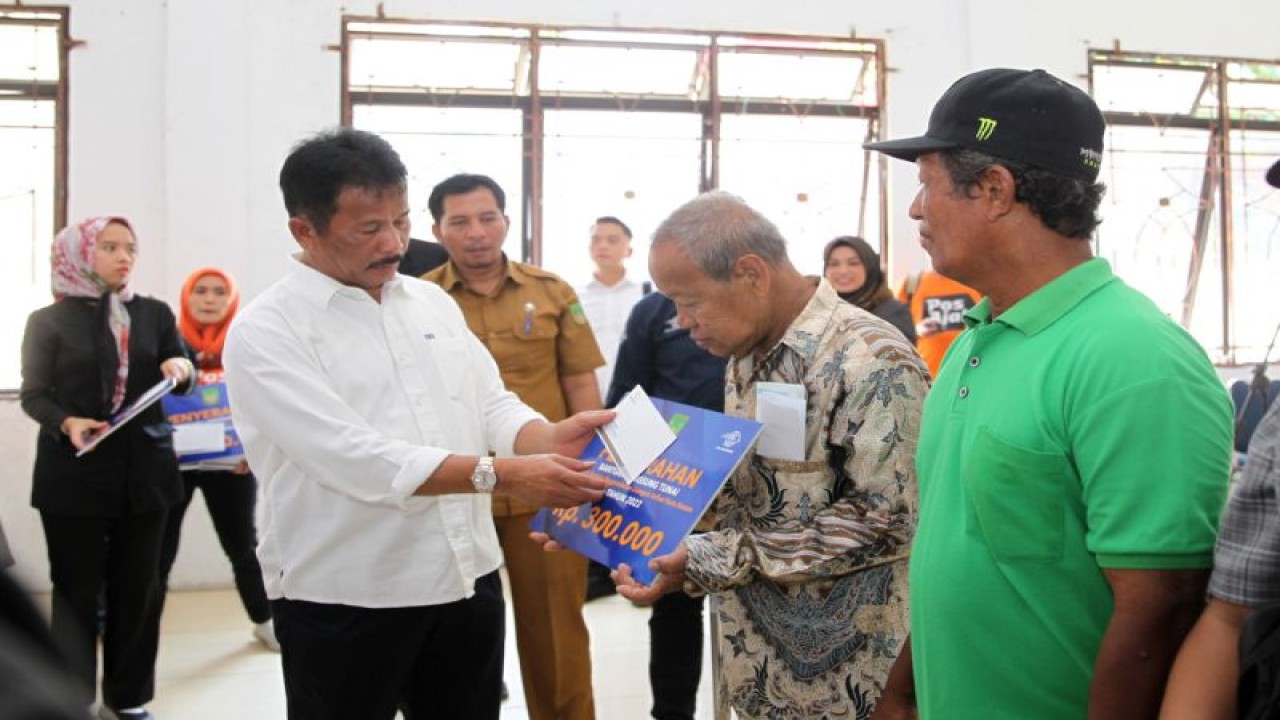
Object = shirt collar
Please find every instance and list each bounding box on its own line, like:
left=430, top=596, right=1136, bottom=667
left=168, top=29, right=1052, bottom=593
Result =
left=963, top=257, right=1116, bottom=336
left=782, top=278, right=840, bottom=352
left=750, top=277, right=836, bottom=365
left=730, top=277, right=829, bottom=384
left=286, top=254, right=397, bottom=307
left=436, top=255, right=523, bottom=293
left=585, top=274, right=639, bottom=292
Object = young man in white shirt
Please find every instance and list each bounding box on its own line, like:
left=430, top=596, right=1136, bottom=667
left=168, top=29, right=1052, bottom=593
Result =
left=223, top=128, right=611, bottom=720
left=577, top=216, right=648, bottom=394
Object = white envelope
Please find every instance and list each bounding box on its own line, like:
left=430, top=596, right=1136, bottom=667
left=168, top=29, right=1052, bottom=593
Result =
left=599, top=386, right=677, bottom=483
left=754, top=382, right=807, bottom=461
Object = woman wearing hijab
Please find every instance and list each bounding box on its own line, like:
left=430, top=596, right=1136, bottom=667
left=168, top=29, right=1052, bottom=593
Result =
left=20, top=217, right=193, bottom=720
left=158, top=268, right=277, bottom=652
left=823, top=235, right=917, bottom=343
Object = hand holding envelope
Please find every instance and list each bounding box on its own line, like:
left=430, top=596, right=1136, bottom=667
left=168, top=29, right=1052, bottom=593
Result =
left=597, top=386, right=677, bottom=483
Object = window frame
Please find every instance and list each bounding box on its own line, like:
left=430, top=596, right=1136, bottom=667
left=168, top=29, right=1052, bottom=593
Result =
left=340, top=18, right=888, bottom=268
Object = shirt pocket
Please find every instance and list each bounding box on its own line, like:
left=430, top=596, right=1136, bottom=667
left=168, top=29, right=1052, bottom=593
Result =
left=963, top=427, right=1070, bottom=563
left=421, top=337, right=475, bottom=394
left=492, top=311, right=558, bottom=374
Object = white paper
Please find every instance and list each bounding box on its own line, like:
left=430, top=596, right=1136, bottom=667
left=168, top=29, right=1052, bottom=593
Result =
left=173, top=421, right=227, bottom=455
left=599, top=386, right=677, bottom=483
left=755, top=382, right=807, bottom=461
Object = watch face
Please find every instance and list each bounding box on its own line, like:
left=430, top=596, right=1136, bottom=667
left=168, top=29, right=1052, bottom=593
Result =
left=473, top=458, right=497, bottom=493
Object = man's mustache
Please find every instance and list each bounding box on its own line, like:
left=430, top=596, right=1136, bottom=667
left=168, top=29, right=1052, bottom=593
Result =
left=368, top=254, right=404, bottom=270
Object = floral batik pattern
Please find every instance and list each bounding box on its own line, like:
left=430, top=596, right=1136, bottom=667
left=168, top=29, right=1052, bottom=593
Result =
left=684, top=280, right=928, bottom=720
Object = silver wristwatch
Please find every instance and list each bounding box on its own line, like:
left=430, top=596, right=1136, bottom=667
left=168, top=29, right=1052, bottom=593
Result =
left=471, top=456, right=498, bottom=493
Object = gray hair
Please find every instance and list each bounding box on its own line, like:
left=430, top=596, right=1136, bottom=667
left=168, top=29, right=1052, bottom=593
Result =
left=651, top=191, right=788, bottom=281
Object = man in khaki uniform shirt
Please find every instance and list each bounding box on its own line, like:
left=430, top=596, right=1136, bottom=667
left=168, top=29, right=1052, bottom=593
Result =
left=423, top=173, right=604, bottom=720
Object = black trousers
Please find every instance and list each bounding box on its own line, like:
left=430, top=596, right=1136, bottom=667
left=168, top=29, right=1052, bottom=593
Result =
left=40, top=509, right=168, bottom=710
left=272, top=570, right=505, bottom=720
left=649, top=589, right=705, bottom=720
left=159, top=469, right=270, bottom=623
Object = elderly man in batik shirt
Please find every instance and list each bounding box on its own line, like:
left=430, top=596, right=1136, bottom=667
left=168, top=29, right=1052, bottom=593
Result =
left=608, top=191, right=928, bottom=719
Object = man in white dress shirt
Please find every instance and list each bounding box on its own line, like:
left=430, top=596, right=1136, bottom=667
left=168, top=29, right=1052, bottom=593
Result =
left=577, top=216, right=648, bottom=394
left=223, top=128, right=610, bottom=720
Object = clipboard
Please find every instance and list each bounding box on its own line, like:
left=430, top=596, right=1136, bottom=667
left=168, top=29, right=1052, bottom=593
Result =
left=75, top=377, right=179, bottom=457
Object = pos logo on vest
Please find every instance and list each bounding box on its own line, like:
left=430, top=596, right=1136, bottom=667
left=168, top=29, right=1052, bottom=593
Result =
left=925, top=294, right=976, bottom=331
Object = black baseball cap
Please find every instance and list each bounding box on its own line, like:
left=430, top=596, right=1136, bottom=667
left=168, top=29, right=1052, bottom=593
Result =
left=865, top=68, right=1106, bottom=182
left=1268, top=159, right=1280, bottom=189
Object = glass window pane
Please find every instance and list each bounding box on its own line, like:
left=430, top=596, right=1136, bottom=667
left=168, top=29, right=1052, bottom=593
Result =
left=0, top=97, right=55, bottom=126
left=1208, top=81, right=1280, bottom=122
left=1228, top=62, right=1280, bottom=82
left=1094, top=125, right=1226, bottom=355
left=541, top=110, right=702, bottom=285
left=1189, top=61, right=1280, bottom=122
left=719, top=114, right=876, bottom=277
left=0, top=112, right=55, bottom=387
left=1226, top=81, right=1280, bottom=110
left=348, top=37, right=524, bottom=92
left=0, top=23, right=59, bottom=81
left=1229, top=130, right=1280, bottom=360
left=351, top=105, right=525, bottom=261
left=538, top=45, right=700, bottom=96
left=718, top=51, right=867, bottom=103
left=1093, top=63, right=1211, bottom=115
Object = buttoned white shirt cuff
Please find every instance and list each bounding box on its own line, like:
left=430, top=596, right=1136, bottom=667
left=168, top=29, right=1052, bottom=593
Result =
left=389, top=447, right=451, bottom=506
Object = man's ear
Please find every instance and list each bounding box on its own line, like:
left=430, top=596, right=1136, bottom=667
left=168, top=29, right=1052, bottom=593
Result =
left=734, top=254, right=771, bottom=296
left=980, top=164, right=1018, bottom=218
left=430, top=222, right=444, bottom=242
left=288, top=216, right=315, bottom=249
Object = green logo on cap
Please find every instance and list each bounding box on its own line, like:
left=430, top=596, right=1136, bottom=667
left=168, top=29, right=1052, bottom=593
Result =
left=976, top=117, right=997, bottom=141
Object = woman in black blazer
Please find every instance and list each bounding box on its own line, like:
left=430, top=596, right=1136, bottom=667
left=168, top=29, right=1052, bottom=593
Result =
left=20, top=217, right=193, bottom=720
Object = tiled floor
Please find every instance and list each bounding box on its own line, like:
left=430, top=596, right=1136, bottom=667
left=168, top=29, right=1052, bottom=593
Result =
left=138, top=579, right=715, bottom=719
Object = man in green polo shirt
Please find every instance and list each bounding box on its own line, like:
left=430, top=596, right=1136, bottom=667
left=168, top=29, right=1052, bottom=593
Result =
left=864, top=68, right=1233, bottom=719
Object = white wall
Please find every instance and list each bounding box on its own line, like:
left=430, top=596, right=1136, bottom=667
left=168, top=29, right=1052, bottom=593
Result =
left=3, top=0, right=1275, bottom=591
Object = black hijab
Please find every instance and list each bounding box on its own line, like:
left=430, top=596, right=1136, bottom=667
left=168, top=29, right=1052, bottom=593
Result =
left=823, top=236, right=893, bottom=311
